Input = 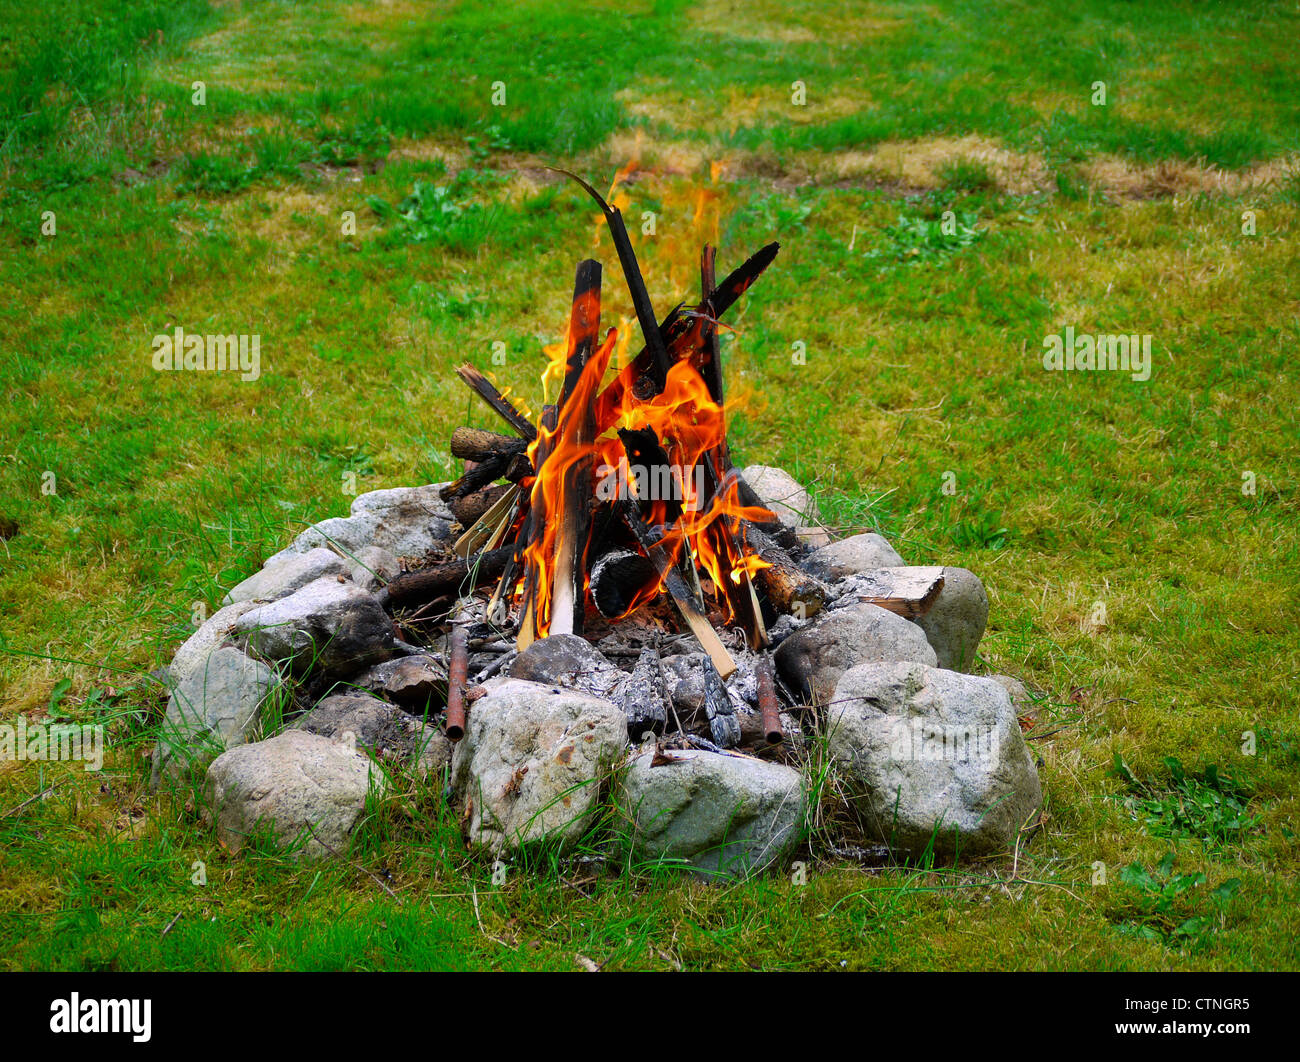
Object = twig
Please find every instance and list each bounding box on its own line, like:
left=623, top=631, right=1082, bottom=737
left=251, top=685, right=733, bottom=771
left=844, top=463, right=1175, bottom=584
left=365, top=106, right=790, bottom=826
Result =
left=2, top=782, right=59, bottom=818
left=304, top=825, right=403, bottom=904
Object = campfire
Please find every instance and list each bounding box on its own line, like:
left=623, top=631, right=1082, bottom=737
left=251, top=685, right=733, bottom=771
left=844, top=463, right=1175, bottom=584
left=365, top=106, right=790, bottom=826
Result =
left=372, top=171, right=920, bottom=751
left=163, top=169, right=1037, bottom=871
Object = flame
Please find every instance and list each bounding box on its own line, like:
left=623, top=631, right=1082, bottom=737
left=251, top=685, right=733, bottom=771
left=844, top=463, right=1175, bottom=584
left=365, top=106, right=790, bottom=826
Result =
left=518, top=163, right=768, bottom=636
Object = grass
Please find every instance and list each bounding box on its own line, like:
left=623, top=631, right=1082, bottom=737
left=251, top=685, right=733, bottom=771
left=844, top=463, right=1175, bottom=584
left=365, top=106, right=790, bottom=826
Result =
left=1, top=0, right=1298, bottom=971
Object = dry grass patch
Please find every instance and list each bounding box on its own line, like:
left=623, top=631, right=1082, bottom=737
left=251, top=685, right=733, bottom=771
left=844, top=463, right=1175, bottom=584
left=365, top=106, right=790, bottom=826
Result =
left=828, top=135, right=1054, bottom=195
left=694, top=0, right=911, bottom=44
left=1082, top=154, right=1300, bottom=200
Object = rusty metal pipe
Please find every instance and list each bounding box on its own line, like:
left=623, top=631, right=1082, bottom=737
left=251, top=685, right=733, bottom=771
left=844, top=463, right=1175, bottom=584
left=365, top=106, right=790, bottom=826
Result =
left=757, top=658, right=783, bottom=745
left=444, top=626, right=469, bottom=741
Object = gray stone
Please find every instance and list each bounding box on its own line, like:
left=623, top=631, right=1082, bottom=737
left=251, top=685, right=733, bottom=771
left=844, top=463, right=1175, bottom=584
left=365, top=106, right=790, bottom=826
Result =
left=168, top=600, right=259, bottom=688
left=912, top=567, right=988, bottom=671
left=265, top=484, right=454, bottom=566
left=508, top=634, right=623, bottom=699
left=344, top=545, right=399, bottom=593
left=988, top=674, right=1032, bottom=713
left=295, top=692, right=451, bottom=773
left=348, top=653, right=448, bottom=708
left=204, top=730, right=384, bottom=860
left=742, top=465, right=820, bottom=529
left=450, top=678, right=627, bottom=853
left=622, top=749, right=804, bottom=879
left=826, top=661, right=1042, bottom=858
left=152, top=646, right=279, bottom=786
left=803, top=533, right=905, bottom=579
left=774, top=603, right=937, bottom=704
left=235, top=577, right=395, bottom=676
left=795, top=526, right=833, bottom=550
left=222, top=547, right=349, bottom=606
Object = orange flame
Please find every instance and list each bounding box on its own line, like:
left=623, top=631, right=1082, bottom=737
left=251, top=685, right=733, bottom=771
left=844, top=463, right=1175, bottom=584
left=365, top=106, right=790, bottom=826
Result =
left=519, top=164, right=767, bottom=636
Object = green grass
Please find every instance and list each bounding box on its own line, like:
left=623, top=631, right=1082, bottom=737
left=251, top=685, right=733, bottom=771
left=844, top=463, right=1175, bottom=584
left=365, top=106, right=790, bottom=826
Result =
left=1, top=0, right=1298, bottom=971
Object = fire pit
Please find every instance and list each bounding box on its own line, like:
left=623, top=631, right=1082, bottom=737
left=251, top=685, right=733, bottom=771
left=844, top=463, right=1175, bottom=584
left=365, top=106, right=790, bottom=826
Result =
left=155, top=171, right=1044, bottom=877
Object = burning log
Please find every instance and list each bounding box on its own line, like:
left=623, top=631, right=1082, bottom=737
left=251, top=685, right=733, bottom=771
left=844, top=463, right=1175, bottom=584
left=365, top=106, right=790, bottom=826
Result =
left=444, top=625, right=469, bottom=741
left=756, top=657, right=783, bottom=745
left=549, top=258, right=603, bottom=638
left=743, top=522, right=828, bottom=618
left=516, top=404, right=557, bottom=650
left=589, top=547, right=657, bottom=619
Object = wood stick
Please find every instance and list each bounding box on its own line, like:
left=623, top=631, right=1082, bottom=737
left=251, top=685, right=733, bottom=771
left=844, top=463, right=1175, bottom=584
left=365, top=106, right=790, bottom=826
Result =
left=379, top=548, right=514, bottom=610
left=699, top=245, right=725, bottom=407
left=439, top=451, right=514, bottom=502
left=455, top=363, right=537, bottom=441
left=450, top=426, right=528, bottom=463
left=594, top=241, right=779, bottom=427
left=444, top=626, right=469, bottom=741
left=551, top=170, right=669, bottom=384
left=757, top=657, right=783, bottom=745
left=698, top=248, right=766, bottom=648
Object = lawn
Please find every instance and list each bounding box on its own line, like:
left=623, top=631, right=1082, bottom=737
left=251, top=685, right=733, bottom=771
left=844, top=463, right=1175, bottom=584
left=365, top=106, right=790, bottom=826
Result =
left=0, top=0, right=1297, bottom=971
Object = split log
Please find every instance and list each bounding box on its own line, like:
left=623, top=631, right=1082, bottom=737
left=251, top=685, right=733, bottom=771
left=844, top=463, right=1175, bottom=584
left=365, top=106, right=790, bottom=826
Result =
left=379, top=547, right=514, bottom=610
left=743, top=522, right=828, bottom=618
left=849, top=566, right=946, bottom=619
left=453, top=483, right=519, bottom=559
